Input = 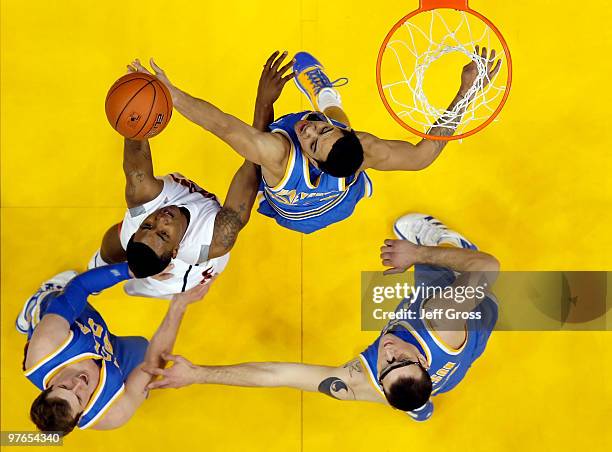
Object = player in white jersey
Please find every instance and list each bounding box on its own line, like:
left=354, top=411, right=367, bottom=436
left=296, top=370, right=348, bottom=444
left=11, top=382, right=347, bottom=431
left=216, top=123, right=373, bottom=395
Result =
left=88, top=55, right=291, bottom=298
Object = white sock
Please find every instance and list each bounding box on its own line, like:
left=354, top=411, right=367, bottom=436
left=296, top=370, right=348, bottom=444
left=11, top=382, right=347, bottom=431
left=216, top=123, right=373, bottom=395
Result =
left=317, top=87, right=343, bottom=110
left=87, top=249, right=111, bottom=270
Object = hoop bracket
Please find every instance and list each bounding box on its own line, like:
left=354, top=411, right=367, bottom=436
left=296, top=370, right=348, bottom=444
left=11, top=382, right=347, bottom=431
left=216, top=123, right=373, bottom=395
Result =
left=420, top=0, right=469, bottom=11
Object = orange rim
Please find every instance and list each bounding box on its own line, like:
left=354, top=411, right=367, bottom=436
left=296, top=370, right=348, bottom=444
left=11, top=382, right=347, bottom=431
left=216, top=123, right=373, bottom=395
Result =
left=376, top=3, right=512, bottom=141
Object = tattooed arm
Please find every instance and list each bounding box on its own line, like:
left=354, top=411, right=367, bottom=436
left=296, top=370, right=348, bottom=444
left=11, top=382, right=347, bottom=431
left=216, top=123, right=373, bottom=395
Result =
left=363, top=46, right=501, bottom=172
left=208, top=160, right=260, bottom=259
left=145, top=355, right=383, bottom=403
left=122, top=138, right=164, bottom=208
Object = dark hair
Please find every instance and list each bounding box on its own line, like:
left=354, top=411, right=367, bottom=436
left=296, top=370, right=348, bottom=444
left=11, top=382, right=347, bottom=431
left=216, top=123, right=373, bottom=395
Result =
left=316, top=129, right=363, bottom=178
left=126, top=235, right=172, bottom=278
left=30, top=387, right=81, bottom=435
left=384, top=368, right=432, bottom=411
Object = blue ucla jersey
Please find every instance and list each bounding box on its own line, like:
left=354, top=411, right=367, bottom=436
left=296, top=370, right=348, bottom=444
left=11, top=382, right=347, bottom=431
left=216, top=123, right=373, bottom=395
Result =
left=257, top=111, right=373, bottom=233
left=24, top=291, right=148, bottom=429
left=360, top=265, right=498, bottom=399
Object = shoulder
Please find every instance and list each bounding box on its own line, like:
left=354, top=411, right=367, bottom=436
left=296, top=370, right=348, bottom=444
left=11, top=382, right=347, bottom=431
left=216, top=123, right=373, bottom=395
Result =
left=25, top=315, right=71, bottom=370
left=336, top=358, right=385, bottom=403
left=125, top=175, right=164, bottom=209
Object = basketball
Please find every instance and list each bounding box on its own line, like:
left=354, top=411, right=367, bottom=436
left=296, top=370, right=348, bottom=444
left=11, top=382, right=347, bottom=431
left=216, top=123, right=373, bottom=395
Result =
left=105, top=72, right=173, bottom=140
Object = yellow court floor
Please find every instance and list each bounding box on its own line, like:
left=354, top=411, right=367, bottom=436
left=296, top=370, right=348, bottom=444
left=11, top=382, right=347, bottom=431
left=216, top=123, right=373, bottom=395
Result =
left=1, top=1, right=611, bottom=451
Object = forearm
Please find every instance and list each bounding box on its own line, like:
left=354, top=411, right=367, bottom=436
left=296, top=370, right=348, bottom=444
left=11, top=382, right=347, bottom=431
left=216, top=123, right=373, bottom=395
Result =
left=253, top=101, right=274, bottom=132
left=144, top=301, right=187, bottom=368
left=193, top=362, right=330, bottom=392
left=170, top=86, right=265, bottom=163
left=44, top=264, right=131, bottom=324
left=414, top=90, right=469, bottom=158
left=122, top=138, right=152, bottom=176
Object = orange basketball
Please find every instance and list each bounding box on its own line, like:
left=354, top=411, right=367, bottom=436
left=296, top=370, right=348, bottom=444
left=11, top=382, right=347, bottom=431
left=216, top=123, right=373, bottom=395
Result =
left=105, top=72, right=173, bottom=140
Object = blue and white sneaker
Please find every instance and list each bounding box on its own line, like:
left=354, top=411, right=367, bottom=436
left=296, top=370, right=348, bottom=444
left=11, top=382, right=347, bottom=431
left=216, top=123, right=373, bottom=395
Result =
left=393, top=213, right=477, bottom=250
left=16, top=270, right=78, bottom=334
left=406, top=400, right=434, bottom=422
left=293, top=51, right=348, bottom=111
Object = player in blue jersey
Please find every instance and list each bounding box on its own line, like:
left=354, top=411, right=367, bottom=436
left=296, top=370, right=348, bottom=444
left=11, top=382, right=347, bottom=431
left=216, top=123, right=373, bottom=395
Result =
left=16, top=264, right=214, bottom=435
left=127, top=48, right=500, bottom=233
left=141, top=213, right=499, bottom=421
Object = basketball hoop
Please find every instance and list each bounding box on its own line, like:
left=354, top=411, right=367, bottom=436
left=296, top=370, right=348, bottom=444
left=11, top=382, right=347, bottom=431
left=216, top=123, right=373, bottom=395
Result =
left=376, top=0, right=512, bottom=140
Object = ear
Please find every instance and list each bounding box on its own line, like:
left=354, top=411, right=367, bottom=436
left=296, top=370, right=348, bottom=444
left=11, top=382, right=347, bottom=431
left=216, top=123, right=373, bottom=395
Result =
left=172, top=246, right=179, bottom=259
left=417, top=353, right=429, bottom=370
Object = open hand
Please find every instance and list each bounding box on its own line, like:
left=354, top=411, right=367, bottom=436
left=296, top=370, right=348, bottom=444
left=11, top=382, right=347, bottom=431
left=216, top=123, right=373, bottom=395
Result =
left=127, top=58, right=174, bottom=93
left=171, top=275, right=218, bottom=305
left=459, top=46, right=502, bottom=96
left=380, top=239, right=422, bottom=275
left=144, top=353, right=199, bottom=390
left=256, top=51, right=295, bottom=106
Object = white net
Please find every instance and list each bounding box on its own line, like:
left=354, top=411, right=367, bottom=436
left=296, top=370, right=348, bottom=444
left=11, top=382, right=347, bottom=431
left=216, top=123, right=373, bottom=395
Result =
left=380, top=9, right=508, bottom=136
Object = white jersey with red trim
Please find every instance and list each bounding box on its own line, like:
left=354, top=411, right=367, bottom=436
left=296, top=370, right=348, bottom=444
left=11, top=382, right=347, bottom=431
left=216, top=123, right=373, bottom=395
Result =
left=118, top=173, right=229, bottom=298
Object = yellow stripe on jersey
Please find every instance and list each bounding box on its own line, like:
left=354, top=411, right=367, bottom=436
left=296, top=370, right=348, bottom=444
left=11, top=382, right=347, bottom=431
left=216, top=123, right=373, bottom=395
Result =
left=358, top=355, right=385, bottom=399
left=82, top=384, right=126, bottom=430
left=81, top=360, right=107, bottom=417
left=263, top=187, right=350, bottom=220
left=424, top=320, right=468, bottom=355
left=42, top=353, right=101, bottom=388
left=263, top=129, right=295, bottom=192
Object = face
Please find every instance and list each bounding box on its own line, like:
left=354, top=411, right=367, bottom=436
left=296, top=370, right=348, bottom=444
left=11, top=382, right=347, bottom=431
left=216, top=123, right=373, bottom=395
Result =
left=47, top=365, right=99, bottom=417
left=133, top=206, right=188, bottom=258
left=294, top=116, right=345, bottom=164
left=376, top=333, right=429, bottom=393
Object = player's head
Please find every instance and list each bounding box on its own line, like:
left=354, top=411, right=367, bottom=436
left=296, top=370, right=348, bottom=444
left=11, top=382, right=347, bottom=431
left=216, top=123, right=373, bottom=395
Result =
left=377, top=333, right=432, bottom=411
left=127, top=205, right=190, bottom=278
left=294, top=114, right=363, bottom=177
left=30, top=367, right=98, bottom=435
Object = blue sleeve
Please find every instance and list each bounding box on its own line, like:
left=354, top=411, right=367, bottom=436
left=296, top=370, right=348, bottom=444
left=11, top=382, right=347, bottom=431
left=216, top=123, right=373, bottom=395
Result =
left=44, top=263, right=131, bottom=324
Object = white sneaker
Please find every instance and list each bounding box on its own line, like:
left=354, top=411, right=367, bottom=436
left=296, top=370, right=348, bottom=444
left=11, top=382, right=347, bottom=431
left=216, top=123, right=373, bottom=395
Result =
left=16, top=270, right=78, bottom=334
left=393, top=213, right=477, bottom=250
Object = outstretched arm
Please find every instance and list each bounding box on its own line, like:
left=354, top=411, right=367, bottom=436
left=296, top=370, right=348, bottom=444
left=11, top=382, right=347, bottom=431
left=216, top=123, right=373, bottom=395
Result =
left=207, top=51, right=294, bottom=258
left=122, top=138, right=164, bottom=208
left=144, top=355, right=382, bottom=403
left=127, top=59, right=289, bottom=170
left=25, top=264, right=132, bottom=369
left=92, top=280, right=215, bottom=430
left=365, top=47, right=501, bottom=171
left=208, top=161, right=260, bottom=259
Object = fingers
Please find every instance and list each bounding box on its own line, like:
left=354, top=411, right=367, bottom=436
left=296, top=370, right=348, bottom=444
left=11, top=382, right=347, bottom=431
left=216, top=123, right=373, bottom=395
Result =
left=383, top=267, right=405, bottom=276
left=481, top=46, right=487, bottom=60
left=147, top=379, right=170, bottom=390
left=265, top=50, right=280, bottom=68
left=149, top=58, right=165, bottom=75
left=281, top=72, right=296, bottom=84
left=152, top=273, right=174, bottom=281
left=129, top=59, right=152, bottom=75
left=143, top=367, right=166, bottom=376
left=161, top=352, right=180, bottom=361
left=490, top=58, right=502, bottom=78
left=271, top=51, right=288, bottom=71
left=380, top=252, right=392, bottom=260
left=278, top=58, right=294, bottom=77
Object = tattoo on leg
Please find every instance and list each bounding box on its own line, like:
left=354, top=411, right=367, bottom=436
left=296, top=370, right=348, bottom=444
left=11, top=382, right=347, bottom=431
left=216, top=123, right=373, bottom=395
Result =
left=318, top=377, right=355, bottom=400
